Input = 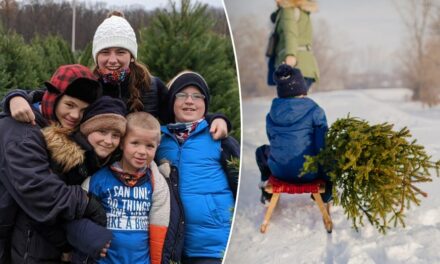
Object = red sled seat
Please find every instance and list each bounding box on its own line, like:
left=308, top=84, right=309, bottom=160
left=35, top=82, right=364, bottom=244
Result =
left=260, top=175, right=333, bottom=234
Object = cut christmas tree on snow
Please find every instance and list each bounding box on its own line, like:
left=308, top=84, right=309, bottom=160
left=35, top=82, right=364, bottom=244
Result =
left=302, top=116, right=440, bottom=234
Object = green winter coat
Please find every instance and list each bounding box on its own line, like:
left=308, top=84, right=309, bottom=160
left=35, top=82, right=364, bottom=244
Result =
left=275, top=5, right=319, bottom=82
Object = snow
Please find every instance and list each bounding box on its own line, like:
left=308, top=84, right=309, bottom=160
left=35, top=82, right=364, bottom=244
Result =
left=225, top=88, right=440, bottom=264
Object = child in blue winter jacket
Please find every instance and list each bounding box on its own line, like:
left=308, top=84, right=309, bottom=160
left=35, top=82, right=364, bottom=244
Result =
left=156, top=71, right=240, bottom=264
left=256, top=64, right=332, bottom=205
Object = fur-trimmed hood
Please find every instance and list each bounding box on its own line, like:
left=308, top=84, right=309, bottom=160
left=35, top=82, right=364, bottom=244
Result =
left=41, top=125, right=85, bottom=173
left=278, top=0, right=318, bottom=13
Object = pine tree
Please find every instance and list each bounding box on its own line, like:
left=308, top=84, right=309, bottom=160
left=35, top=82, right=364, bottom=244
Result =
left=0, top=67, right=11, bottom=104
left=0, top=28, right=42, bottom=93
left=302, top=116, right=440, bottom=234
left=31, top=35, right=75, bottom=81
left=138, top=0, right=240, bottom=140
left=77, top=42, right=94, bottom=68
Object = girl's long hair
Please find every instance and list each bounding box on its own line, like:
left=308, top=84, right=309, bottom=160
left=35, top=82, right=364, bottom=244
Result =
left=127, top=60, right=152, bottom=112
left=93, top=61, right=151, bottom=113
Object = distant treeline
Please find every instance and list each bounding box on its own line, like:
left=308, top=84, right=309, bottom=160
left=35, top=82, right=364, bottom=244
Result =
left=0, top=0, right=229, bottom=50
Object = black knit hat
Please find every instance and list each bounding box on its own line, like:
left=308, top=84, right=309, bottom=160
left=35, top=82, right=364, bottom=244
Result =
left=167, top=71, right=210, bottom=122
left=80, top=96, right=127, bottom=136
left=274, top=64, right=307, bottom=98
left=63, top=78, right=102, bottom=104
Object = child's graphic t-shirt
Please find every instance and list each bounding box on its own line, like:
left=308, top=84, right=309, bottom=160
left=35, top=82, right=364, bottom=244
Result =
left=89, top=166, right=153, bottom=264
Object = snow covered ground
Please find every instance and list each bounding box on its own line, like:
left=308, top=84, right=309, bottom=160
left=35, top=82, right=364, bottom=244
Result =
left=224, top=88, right=440, bottom=264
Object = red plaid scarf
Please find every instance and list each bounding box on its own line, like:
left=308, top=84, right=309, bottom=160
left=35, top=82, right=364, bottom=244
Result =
left=110, top=161, right=150, bottom=187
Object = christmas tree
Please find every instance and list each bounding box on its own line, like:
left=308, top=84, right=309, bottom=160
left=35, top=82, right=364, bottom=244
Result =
left=138, top=0, right=240, bottom=140
left=302, top=116, right=440, bottom=234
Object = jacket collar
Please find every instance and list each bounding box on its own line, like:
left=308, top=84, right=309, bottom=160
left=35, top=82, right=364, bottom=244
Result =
left=41, top=124, right=85, bottom=173
left=279, top=0, right=318, bottom=13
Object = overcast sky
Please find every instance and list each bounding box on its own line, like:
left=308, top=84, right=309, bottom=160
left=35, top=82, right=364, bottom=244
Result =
left=224, top=0, right=409, bottom=73
left=84, top=0, right=223, bottom=10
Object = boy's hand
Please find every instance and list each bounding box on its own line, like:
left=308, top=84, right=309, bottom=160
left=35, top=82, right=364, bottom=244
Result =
left=158, top=161, right=171, bottom=178
left=100, top=241, right=111, bottom=258
left=10, top=96, right=36, bottom=126
left=210, top=118, right=228, bottom=140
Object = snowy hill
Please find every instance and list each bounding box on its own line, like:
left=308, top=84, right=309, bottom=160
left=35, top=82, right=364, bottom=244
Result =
left=225, top=88, right=440, bottom=264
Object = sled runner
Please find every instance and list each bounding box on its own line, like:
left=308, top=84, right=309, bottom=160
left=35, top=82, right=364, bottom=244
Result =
left=260, top=176, right=333, bottom=233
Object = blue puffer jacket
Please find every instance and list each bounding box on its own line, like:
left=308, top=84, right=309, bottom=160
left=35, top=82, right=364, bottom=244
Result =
left=266, top=97, right=328, bottom=182
left=156, top=120, right=234, bottom=259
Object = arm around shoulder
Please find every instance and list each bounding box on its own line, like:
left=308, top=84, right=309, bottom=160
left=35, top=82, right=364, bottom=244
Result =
left=221, top=136, right=240, bottom=199
left=1, top=126, right=88, bottom=224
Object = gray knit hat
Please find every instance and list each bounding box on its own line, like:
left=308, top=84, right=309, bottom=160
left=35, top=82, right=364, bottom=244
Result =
left=92, top=15, right=137, bottom=63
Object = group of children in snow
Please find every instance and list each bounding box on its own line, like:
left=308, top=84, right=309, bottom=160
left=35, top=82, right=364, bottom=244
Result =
left=0, top=12, right=238, bottom=264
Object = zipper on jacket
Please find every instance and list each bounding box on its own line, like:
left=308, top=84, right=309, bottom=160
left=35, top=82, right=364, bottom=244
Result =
left=169, top=165, right=185, bottom=261
left=24, top=228, right=32, bottom=263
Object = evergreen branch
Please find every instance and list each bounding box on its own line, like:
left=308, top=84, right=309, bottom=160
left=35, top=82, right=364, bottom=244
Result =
left=302, top=116, right=440, bottom=234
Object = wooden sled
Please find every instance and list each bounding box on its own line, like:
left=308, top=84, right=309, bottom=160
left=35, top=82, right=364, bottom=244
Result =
left=260, top=176, right=333, bottom=234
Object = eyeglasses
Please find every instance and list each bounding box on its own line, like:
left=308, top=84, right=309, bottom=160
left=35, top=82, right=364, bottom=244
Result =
left=175, top=92, right=205, bottom=101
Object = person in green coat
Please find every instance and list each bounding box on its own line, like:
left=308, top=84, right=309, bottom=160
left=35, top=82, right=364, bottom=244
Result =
left=269, top=0, right=319, bottom=89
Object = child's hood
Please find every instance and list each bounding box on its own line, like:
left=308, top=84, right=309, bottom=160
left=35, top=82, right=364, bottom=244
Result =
left=268, top=97, right=317, bottom=126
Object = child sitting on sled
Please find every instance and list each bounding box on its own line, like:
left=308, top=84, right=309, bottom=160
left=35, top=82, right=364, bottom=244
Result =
left=255, top=64, right=332, bottom=205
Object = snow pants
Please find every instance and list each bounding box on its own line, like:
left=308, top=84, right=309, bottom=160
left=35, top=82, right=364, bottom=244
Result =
left=255, top=144, right=333, bottom=203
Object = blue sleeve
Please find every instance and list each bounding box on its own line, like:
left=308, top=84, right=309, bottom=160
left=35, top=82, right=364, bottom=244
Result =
left=265, top=113, right=273, bottom=141
left=313, top=107, right=328, bottom=154
left=313, top=107, right=329, bottom=178
left=88, top=172, right=103, bottom=198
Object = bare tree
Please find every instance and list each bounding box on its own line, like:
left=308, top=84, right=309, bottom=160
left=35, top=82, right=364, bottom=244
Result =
left=393, top=0, right=434, bottom=101
left=232, top=16, right=271, bottom=98
left=313, top=19, right=350, bottom=91
left=418, top=5, right=440, bottom=106
left=0, top=0, right=19, bottom=29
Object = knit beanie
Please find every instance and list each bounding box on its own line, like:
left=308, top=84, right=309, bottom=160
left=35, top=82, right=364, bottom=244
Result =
left=92, top=14, right=137, bottom=63
left=167, top=71, right=210, bottom=122
left=80, top=96, right=127, bottom=137
left=274, top=64, right=307, bottom=98
left=42, top=64, right=101, bottom=122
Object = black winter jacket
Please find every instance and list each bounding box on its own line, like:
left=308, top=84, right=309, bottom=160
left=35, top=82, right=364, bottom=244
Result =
left=160, top=164, right=185, bottom=263
left=0, top=109, right=89, bottom=263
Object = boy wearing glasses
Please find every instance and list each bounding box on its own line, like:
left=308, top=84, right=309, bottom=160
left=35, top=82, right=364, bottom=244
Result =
left=156, top=71, right=239, bottom=264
